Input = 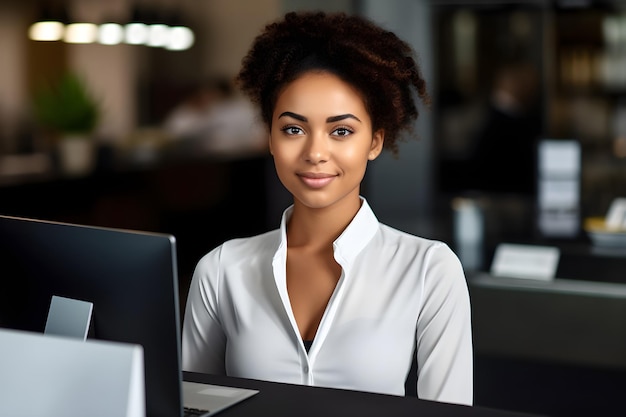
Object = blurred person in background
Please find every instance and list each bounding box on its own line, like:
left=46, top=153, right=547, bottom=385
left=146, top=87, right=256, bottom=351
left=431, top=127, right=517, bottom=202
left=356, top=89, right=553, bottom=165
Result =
left=470, top=60, right=542, bottom=194
left=163, top=77, right=266, bottom=155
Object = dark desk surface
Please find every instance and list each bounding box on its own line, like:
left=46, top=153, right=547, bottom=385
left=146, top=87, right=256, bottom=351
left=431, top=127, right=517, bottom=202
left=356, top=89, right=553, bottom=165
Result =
left=183, top=372, right=539, bottom=417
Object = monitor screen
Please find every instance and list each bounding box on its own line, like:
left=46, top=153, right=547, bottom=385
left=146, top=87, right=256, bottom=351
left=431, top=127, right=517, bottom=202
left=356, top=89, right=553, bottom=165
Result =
left=0, top=215, right=183, bottom=417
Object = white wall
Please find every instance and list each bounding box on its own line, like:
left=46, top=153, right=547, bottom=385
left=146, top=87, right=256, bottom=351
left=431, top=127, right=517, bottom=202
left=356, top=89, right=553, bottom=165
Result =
left=194, top=0, right=282, bottom=77
left=67, top=43, right=140, bottom=144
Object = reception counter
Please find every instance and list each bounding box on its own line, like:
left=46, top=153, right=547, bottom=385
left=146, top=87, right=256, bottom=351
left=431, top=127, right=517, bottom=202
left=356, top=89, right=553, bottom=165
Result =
left=469, top=258, right=626, bottom=416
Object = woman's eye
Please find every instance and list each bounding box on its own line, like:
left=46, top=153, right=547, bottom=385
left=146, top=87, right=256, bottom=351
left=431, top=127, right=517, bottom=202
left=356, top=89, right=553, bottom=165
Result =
left=332, top=127, right=353, bottom=137
left=281, top=126, right=303, bottom=135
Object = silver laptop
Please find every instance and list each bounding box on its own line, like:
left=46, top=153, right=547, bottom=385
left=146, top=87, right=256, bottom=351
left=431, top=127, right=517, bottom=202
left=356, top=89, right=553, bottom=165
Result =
left=182, top=381, right=258, bottom=416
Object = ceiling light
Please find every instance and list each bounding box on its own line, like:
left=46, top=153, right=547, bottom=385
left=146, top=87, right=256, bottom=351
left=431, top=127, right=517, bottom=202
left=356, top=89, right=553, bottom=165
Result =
left=166, top=26, right=194, bottom=51
left=29, top=21, right=64, bottom=41
left=64, top=23, right=98, bottom=44
left=28, top=4, right=68, bottom=42
left=125, top=22, right=149, bottom=45
left=147, top=23, right=170, bottom=48
left=98, top=23, right=124, bottom=45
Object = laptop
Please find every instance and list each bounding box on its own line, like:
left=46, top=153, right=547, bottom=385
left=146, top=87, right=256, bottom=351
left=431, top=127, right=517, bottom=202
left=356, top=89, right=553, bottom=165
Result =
left=182, top=382, right=257, bottom=416
left=0, top=214, right=258, bottom=417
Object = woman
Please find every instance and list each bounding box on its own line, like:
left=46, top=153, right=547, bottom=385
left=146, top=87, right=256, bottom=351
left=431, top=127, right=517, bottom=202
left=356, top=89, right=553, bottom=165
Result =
left=182, top=11, right=473, bottom=406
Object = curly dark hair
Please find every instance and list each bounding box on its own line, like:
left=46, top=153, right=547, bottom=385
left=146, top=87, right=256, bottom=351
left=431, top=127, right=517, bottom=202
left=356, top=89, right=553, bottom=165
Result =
left=236, top=11, right=430, bottom=155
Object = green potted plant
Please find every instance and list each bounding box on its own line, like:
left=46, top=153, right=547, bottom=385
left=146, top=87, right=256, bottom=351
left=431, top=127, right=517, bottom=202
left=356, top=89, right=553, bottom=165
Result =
left=33, top=72, right=100, bottom=175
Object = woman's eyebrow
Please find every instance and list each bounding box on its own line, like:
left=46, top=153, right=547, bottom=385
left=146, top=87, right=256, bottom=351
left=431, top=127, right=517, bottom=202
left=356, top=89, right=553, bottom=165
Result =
left=326, top=114, right=361, bottom=123
left=278, top=111, right=307, bottom=122
left=278, top=112, right=362, bottom=124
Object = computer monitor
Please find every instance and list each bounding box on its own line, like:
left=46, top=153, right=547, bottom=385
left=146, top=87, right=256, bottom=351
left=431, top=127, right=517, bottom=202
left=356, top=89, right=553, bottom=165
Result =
left=0, top=214, right=182, bottom=417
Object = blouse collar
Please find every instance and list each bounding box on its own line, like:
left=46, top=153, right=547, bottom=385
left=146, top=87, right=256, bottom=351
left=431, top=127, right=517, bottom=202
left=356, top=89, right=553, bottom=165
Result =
left=276, top=197, right=379, bottom=267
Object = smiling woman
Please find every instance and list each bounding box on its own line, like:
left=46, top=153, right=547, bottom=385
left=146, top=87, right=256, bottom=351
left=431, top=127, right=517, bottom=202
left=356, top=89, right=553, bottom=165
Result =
left=269, top=72, right=383, bottom=213
left=182, top=11, right=473, bottom=406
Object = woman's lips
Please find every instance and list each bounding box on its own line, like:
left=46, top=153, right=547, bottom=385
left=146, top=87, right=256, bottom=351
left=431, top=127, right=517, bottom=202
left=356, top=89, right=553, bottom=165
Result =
left=298, top=173, right=336, bottom=189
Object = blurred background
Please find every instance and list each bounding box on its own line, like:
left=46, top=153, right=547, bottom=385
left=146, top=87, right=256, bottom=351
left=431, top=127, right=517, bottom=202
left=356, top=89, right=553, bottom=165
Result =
left=2, top=0, right=626, bottom=415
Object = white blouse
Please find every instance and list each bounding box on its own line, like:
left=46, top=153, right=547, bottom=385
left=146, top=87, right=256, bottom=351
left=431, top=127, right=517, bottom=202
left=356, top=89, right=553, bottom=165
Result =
left=182, top=198, right=473, bottom=405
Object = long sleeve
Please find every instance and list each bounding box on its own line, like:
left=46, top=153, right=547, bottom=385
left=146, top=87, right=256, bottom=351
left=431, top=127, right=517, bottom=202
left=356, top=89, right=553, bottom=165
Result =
left=182, top=246, right=227, bottom=375
left=415, top=243, right=473, bottom=405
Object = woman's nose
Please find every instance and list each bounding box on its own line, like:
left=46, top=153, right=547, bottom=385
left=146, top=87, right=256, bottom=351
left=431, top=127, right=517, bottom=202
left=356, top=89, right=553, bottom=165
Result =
left=303, top=134, right=330, bottom=164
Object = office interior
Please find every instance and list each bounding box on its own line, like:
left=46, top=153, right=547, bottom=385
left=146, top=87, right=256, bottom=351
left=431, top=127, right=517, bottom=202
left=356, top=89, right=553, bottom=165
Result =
left=1, top=0, right=626, bottom=416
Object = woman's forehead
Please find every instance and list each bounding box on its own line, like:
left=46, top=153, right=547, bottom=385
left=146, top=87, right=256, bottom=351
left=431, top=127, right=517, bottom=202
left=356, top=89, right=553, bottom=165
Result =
left=273, top=72, right=369, bottom=120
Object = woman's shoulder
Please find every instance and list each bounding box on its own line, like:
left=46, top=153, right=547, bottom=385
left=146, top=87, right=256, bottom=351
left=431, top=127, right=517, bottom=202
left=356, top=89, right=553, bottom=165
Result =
left=376, top=222, right=461, bottom=265
left=193, top=229, right=280, bottom=280
left=375, top=225, right=467, bottom=296
left=378, top=222, right=449, bottom=249
left=201, top=229, right=280, bottom=262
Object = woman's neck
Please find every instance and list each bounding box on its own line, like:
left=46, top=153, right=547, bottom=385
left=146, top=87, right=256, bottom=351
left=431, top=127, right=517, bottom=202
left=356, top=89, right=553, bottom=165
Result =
left=287, top=196, right=362, bottom=250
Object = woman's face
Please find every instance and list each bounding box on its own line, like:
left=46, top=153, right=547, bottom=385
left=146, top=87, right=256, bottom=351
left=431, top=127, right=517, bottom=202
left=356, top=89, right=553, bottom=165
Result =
left=269, top=71, right=384, bottom=212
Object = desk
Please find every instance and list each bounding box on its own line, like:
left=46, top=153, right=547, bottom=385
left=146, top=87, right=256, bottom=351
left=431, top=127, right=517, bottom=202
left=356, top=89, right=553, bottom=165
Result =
left=469, top=272, right=626, bottom=370
left=183, top=372, right=538, bottom=417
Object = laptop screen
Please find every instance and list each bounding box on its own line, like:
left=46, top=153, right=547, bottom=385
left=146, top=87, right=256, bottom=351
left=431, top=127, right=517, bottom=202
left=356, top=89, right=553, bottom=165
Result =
left=0, top=215, right=183, bottom=417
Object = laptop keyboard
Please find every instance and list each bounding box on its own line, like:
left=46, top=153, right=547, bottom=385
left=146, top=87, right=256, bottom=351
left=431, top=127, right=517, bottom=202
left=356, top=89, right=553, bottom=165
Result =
left=184, top=406, right=210, bottom=417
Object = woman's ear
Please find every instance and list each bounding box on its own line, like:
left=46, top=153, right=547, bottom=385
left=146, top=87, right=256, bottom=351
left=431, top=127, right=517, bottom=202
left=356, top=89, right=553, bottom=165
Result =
left=268, top=133, right=274, bottom=156
left=368, top=129, right=384, bottom=160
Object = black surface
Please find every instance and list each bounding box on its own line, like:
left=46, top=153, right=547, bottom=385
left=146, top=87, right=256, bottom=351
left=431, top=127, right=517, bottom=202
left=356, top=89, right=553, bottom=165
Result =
left=475, top=355, right=626, bottom=417
left=183, top=372, right=542, bottom=417
left=555, top=244, right=626, bottom=284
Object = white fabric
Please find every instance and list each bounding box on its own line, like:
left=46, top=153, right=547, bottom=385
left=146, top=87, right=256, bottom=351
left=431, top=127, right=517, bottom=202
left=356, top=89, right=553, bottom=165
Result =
left=182, top=198, right=473, bottom=405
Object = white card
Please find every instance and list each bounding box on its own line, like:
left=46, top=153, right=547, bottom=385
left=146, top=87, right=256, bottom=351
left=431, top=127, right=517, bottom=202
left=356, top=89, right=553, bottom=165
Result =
left=490, top=243, right=560, bottom=281
left=605, top=198, right=626, bottom=230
